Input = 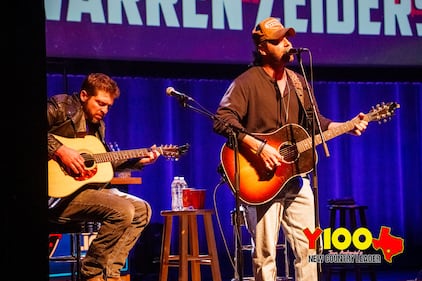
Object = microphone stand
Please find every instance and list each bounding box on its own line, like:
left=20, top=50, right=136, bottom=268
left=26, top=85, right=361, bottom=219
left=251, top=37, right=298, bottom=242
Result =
left=296, top=51, right=329, bottom=281
left=172, top=93, right=261, bottom=281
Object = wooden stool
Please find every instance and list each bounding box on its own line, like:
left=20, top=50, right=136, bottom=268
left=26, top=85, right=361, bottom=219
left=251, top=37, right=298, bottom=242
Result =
left=159, top=209, right=222, bottom=281
left=325, top=199, right=377, bottom=281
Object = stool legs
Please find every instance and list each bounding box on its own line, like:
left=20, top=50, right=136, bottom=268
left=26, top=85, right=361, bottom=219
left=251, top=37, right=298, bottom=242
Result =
left=159, top=215, right=173, bottom=281
left=203, top=213, right=221, bottom=281
left=159, top=210, right=222, bottom=281
left=179, top=214, right=189, bottom=281
left=326, top=204, right=376, bottom=281
left=189, top=215, right=201, bottom=281
left=73, top=233, right=82, bottom=281
left=49, top=227, right=83, bottom=281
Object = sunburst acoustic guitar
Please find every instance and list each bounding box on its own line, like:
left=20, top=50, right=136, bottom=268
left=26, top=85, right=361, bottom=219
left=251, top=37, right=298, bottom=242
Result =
left=220, top=102, right=400, bottom=205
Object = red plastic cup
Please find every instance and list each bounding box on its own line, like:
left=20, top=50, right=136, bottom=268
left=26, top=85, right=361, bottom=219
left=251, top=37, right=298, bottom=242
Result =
left=182, top=188, right=193, bottom=210
left=190, top=189, right=206, bottom=209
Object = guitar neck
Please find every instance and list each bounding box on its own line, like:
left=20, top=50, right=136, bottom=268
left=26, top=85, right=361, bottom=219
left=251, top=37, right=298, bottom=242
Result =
left=93, top=148, right=151, bottom=163
left=297, top=115, right=363, bottom=153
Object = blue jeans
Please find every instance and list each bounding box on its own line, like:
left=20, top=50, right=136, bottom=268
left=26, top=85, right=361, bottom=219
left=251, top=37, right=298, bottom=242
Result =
left=51, top=187, right=152, bottom=279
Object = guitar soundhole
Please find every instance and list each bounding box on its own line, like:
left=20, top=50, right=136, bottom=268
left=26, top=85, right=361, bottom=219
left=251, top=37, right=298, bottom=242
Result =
left=82, top=153, right=95, bottom=169
left=69, top=153, right=97, bottom=181
left=279, top=142, right=299, bottom=163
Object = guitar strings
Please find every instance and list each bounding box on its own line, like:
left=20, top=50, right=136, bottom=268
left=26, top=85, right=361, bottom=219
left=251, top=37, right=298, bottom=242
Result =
left=279, top=144, right=297, bottom=161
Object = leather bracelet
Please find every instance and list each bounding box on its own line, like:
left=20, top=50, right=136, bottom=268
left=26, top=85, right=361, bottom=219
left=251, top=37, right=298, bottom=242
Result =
left=256, top=140, right=266, bottom=155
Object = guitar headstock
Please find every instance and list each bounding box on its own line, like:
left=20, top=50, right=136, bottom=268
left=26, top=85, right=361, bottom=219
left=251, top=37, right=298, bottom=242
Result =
left=159, top=143, right=190, bottom=160
left=367, top=102, right=400, bottom=124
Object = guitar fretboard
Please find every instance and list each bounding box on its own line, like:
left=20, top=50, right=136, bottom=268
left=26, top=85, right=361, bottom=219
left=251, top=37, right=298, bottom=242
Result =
left=92, top=149, right=152, bottom=163
left=297, top=116, right=363, bottom=153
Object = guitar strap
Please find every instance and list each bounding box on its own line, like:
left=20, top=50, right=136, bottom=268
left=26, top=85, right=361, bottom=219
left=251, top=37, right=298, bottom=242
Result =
left=286, top=68, right=306, bottom=110
left=286, top=68, right=314, bottom=131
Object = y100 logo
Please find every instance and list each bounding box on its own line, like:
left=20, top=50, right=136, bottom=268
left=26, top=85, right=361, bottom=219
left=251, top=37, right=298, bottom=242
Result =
left=303, top=226, right=404, bottom=263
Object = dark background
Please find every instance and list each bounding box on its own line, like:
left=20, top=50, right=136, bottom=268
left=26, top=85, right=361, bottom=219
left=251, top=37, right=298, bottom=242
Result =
left=13, top=0, right=47, bottom=279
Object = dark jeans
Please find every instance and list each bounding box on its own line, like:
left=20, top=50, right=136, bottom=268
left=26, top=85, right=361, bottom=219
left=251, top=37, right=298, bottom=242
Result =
left=51, top=187, right=152, bottom=279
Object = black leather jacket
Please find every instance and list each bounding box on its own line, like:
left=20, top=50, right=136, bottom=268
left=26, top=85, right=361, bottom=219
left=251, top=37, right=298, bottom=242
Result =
left=47, top=93, right=105, bottom=157
left=47, top=93, right=142, bottom=170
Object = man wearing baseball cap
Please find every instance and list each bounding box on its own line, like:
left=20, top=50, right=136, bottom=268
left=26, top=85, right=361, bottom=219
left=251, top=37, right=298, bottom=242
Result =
left=252, top=17, right=296, bottom=46
left=213, top=17, right=368, bottom=281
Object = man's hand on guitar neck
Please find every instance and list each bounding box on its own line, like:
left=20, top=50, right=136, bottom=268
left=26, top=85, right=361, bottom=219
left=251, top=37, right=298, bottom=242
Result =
left=137, top=145, right=161, bottom=166
left=329, top=112, right=368, bottom=136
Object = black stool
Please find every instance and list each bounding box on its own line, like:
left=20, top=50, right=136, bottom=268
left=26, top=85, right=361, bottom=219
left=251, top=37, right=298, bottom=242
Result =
left=324, top=198, right=377, bottom=281
left=49, top=220, right=100, bottom=281
left=230, top=207, right=292, bottom=281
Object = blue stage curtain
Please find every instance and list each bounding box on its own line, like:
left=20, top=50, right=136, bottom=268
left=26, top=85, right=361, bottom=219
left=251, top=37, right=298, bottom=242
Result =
left=47, top=74, right=422, bottom=272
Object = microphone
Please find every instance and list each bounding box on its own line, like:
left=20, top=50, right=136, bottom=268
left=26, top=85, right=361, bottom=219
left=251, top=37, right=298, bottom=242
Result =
left=166, top=87, right=193, bottom=101
left=287, top=47, right=308, bottom=55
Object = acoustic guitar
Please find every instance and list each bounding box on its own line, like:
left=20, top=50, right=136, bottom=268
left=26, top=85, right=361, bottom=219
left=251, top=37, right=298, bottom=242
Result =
left=220, top=102, right=400, bottom=205
left=48, top=134, right=189, bottom=198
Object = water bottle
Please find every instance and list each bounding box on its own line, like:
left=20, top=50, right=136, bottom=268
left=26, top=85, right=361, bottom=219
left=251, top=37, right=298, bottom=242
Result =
left=179, top=177, right=188, bottom=190
left=171, top=176, right=183, bottom=210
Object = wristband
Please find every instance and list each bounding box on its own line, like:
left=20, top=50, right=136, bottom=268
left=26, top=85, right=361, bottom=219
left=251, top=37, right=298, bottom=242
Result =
left=256, top=140, right=266, bottom=155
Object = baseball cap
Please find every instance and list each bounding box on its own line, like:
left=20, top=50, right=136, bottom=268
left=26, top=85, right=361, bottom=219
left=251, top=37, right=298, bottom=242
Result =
left=252, top=17, right=296, bottom=45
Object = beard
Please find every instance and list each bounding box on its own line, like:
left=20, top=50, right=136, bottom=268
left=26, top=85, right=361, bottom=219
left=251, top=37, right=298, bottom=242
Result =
left=280, top=52, right=293, bottom=63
